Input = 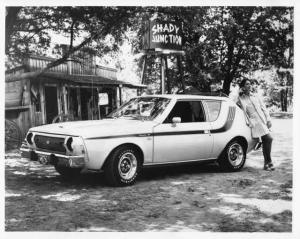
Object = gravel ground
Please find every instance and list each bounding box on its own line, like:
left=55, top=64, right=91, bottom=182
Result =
left=5, top=118, right=293, bottom=232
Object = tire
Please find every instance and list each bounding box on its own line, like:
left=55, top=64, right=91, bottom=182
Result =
left=218, top=140, right=246, bottom=171
left=54, top=165, right=82, bottom=179
left=104, top=146, right=141, bottom=187
left=5, top=119, right=23, bottom=151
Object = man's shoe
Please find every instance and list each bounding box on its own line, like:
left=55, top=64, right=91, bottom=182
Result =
left=263, top=163, right=275, bottom=171
left=263, top=164, right=271, bottom=171
left=268, top=163, right=275, bottom=171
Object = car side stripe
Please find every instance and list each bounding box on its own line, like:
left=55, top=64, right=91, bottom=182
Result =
left=85, top=130, right=208, bottom=140
left=210, top=106, right=236, bottom=133
left=153, top=130, right=205, bottom=136
left=85, top=134, right=148, bottom=140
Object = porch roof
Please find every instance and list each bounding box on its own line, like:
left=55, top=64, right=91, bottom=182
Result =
left=5, top=71, right=146, bottom=89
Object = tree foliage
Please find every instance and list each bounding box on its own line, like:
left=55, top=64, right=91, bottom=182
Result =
left=181, top=7, right=293, bottom=95
left=6, top=6, right=293, bottom=103
left=127, top=6, right=293, bottom=96
left=5, top=6, right=138, bottom=70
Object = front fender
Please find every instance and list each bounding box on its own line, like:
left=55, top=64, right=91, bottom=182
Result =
left=83, top=135, right=153, bottom=170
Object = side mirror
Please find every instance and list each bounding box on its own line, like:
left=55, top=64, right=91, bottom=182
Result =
left=172, top=117, right=181, bottom=126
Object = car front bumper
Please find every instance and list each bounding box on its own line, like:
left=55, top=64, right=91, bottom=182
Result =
left=20, top=146, right=85, bottom=168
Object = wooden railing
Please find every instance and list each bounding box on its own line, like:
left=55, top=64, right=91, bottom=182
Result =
left=23, top=55, right=117, bottom=79
left=27, top=56, right=68, bottom=73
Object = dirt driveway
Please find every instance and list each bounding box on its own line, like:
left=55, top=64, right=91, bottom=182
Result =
left=5, top=118, right=293, bottom=232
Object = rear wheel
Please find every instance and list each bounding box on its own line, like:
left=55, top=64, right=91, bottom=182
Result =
left=218, top=140, right=246, bottom=171
left=54, top=165, right=82, bottom=179
left=104, top=146, right=141, bottom=187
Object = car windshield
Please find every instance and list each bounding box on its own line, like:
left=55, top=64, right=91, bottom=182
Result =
left=107, top=97, right=171, bottom=121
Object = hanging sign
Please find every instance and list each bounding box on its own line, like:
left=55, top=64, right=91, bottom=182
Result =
left=143, top=20, right=183, bottom=51
left=98, top=93, right=109, bottom=106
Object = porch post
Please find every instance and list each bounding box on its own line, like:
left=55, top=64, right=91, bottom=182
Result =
left=63, top=85, right=68, bottom=114
left=118, top=84, right=123, bottom=106
left=57, top=85, right=62, bottom=115
left=76, top=87, right=82, bottom=119
left=141, top=56, right=147, bottom=85
left=39, top=83, right=46, bottom=124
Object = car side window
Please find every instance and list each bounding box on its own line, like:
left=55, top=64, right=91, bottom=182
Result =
left=164, top=101, right=206, bottom=123
left=204, top=100, right=222, bottom=122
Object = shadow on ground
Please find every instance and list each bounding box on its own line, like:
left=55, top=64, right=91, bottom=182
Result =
left=5, top=119, right=293, bottom=232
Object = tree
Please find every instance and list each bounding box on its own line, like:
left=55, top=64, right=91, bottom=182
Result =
left=6, top=6, right=293, bottom=102
left=182, top=7, right=293, bottom=95
left=128, top=7, right=293, bottom=96
left=262, top=8, right=293, bottom=112
left=252, top=8, right=293, bottom=112
left=6, top=6, right=139, bottom=72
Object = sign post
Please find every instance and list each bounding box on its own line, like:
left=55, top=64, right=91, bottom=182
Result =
left=142, top=19, right=185, bottom=94
left=161, top=55, right=165, bottom=94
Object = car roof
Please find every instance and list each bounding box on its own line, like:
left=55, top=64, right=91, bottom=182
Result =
left=138, top=94, right=230, bottom=101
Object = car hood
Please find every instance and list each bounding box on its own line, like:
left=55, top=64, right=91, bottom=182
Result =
left=30, top=119, right=157, bottom=139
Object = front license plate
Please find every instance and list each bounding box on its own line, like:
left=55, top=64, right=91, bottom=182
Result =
left=38, top=154, right=50, bottom=165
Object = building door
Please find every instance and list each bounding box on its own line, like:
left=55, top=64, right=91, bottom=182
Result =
left=68, top=87, right=79, bottom=120
left=80, top=88, right=91, bottom=120
left=45, top=86, right=58, bottom=124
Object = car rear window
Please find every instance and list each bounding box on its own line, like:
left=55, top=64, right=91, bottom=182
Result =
left=204, top=100, right=222, bottom=122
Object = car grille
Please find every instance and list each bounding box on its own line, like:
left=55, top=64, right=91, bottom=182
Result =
left=34, top=135, right=66, bottom=154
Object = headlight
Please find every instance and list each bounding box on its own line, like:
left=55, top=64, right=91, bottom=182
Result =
left=66, top=137, right=73, bottom=151
left=26, top=132, right=34, bottom=145
left=65, top=137, right=85, bottom=155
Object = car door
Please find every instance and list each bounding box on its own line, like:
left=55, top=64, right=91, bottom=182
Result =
left=153, top=100, right=213, bottom=163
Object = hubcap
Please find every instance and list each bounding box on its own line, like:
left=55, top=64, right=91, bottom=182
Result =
left=118, top=152, right=137, bottom=180
left=227, top=143, right=244, bottom=166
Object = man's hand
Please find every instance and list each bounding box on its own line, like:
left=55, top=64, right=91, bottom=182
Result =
left=267, top=121, right=272, bottom=129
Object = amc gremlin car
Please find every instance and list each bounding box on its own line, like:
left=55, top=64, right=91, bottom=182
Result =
left=21, top=94, right=256, bottom=186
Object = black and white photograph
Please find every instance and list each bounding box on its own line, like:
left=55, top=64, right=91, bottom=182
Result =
left=2, top=0, right=299, bottom=237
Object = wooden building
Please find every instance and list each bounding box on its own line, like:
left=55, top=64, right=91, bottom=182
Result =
left=5, top=54, right=145, bottom=149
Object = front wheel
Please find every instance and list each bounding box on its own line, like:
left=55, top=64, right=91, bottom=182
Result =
left=218, top=140, right=246, bottom=171
left=104, top=146, right=141, bottom=187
